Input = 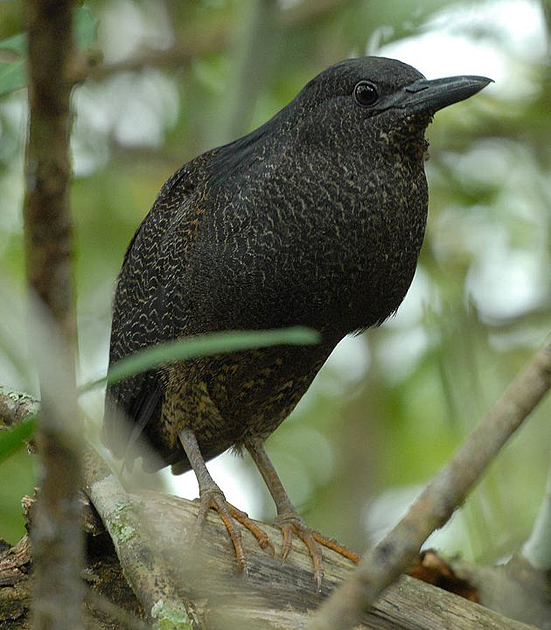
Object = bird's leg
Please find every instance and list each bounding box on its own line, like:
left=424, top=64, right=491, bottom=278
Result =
left=246, top=439, right=360, bottom=587
left=179, top=428, right=274, bottom=571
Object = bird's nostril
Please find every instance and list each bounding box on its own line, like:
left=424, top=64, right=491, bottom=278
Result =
left=405, top=84, right=429, bottom=93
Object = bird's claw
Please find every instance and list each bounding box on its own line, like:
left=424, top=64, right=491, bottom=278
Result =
left=225, top=502, right=275, bottom=556
left=194, top=489, right=274, bottom=572
left=274, top=513, right=325, bottom=589
left=274, top=513, right=361, bottom=589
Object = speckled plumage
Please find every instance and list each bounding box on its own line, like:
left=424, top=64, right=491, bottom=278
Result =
left=104, top=57, right=489, bottom=479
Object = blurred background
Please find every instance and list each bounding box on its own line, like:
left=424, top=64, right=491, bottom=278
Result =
left=0, top=0, right=550, bottom=568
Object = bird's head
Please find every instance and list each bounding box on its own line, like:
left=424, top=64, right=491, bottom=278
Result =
left=290, top=56, right=492, bottom=156
left=205, top=56, right=491, bottom=189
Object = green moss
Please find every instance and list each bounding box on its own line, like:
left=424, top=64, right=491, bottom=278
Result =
left=106, top=503, right=137, bottom=543
left=151, top=600, right=191, bottom=630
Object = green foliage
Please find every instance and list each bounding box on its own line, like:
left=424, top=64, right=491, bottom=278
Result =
left=0, top=448, right=35, bottom=544
left=0, top=5, right=98, bottom=96
left=83, top=326, right=320, bottom=392
left=0, top=31, right=25, bottom=96
left=0, top=413, right=36, bottom=464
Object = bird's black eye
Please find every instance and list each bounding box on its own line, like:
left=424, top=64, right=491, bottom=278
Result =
left=354, top=81, right=378, bottom=107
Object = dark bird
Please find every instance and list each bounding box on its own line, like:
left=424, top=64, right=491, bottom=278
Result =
left=104, top=56, right=491, bottom=584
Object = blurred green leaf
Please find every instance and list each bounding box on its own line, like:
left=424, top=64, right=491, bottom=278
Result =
left=0, top=31, right=25, bottom=96
left=0, top=414, right=36, bottom=464
left=74, top=4, right=98, bottom=50
left=81, top=326, right=320, bottom=392
left=0, top=5, right=98, bottom=97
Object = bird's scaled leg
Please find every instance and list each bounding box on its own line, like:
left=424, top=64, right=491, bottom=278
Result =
left=179, top=429, right=274, bottom=571
left=246, top=439, right=360, bottom=588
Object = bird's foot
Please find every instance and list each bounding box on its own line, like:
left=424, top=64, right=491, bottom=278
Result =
left=274, top=512, right=360, bottom=588
left=194, top=488, right=274, bottom=571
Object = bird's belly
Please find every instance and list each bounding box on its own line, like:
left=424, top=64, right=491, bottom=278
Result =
left=161, top=342, right=333, bottom=462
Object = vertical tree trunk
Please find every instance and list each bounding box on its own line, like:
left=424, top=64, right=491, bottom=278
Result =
left=23, top=1, right=83, bottom=628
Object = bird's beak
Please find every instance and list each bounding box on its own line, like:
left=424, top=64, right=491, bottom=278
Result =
left=399, top=75, right=493, bottom=114
left=376, top=75, right=493, bottom=115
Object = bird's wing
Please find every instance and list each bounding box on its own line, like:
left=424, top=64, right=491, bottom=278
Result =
left=103, top=126, right=276, bottom=467
left=103, top=162, right=203, bottom=466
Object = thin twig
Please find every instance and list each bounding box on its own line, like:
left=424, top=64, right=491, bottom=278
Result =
left=89, top=30, right=229, bottom=81
left=309, top=338, right=551, bottom=630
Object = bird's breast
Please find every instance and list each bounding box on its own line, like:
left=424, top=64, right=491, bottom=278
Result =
left=190, top=156, right=428, bottom=335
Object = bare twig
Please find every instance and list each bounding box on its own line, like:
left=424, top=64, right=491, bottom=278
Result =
left=89, top=28, right=229, bottom=81
left=25, top=0, right=76, bottom=341
left=309, top=338, right=551, bottom=630
left=23, top=0, right=83, bottom=628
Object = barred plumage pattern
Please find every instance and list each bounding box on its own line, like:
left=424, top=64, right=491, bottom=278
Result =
left=105, top=57, right=439, bottom=472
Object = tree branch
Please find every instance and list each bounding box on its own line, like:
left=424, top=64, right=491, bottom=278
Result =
left=82, top=446, right=202, bottom=629
left=1, top=387, right=542, bottom=630
left=23, top=0, right=83, bottom=627
left=309, top=338, right=551, bottom=630
left=89, top=28, right=229, bottom=81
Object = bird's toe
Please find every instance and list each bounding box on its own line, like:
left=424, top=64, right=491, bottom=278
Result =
left=195, top=489, right=247, bottom=571
left=194, top=489, right=274, bottom=571
left=274, top=513, right=324, bottom=588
